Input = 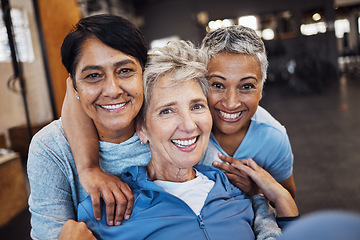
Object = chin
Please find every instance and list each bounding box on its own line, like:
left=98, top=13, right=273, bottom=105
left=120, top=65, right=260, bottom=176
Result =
left=217, top=125, right=242, bottom=135
left=106, top=121, right=133, bottom=131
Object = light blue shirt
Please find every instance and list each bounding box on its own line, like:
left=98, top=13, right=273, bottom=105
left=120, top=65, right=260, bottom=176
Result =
left=199, top=106, right=293, bottom=182
left=27, top=119, right=151, bottom=240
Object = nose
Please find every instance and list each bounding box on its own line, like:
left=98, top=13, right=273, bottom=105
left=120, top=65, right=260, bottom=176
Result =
left=223, top=88, right=241, bottom=109
left=102, top=74, right=123, bottom=98
left=178, top=110, right=197, bottom=133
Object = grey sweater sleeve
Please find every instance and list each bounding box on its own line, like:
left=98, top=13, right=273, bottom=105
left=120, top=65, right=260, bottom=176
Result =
left=251, top=194, right=282, bottom=240
left=27, top=120, right=78, bottom=240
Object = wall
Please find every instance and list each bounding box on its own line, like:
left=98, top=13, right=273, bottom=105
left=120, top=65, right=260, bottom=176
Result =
left=36, top=0, right=81, bottom=118
left=0, top=0, right=51, bottom=147
left=137, top=0, right=336, bottom=43
left=134, top=0, right=340, bottom=93
left=0, top=0, right=81, bottom=149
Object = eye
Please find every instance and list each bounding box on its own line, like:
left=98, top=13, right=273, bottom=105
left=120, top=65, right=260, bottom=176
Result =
left=192, top=103, right=205, bottom=110
left=83, top=72, right=103, bottom=82
left=116, top=68, right=135, bottom=77
left=211, top=82, right=225, bottom=89
left=160, top=108, right=173, bottom=115
left=85, top=73, right=100, bottom=79
left=241, top=83, right=255, bottom=90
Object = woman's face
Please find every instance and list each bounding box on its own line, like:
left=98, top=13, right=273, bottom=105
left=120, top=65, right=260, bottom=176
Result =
left=74, top=37, right=143, bottom=143
left=207, top=52, right=263, bottom=136
left=139, top=76, right=212, bottom=170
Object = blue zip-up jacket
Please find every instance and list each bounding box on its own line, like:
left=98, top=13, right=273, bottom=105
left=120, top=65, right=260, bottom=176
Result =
left=78, top=165, right=255, bottom=240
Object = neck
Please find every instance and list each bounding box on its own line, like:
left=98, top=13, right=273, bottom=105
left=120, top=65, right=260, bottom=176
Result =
left=147, top=160, right=196, bottom=182
left=97, top=123, right=136, bottom=144
left=212, top=122, right=250, bottom=156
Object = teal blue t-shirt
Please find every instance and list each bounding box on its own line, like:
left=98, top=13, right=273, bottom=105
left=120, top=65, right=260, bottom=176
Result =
left=199, top=106, right=293, bottom=182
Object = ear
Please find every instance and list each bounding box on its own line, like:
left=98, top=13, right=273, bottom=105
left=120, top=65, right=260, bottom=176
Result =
left=66, top=76, right=80, bottom=100
left=259, top=83, right=263, bottom=101
left=136, top=119, right=149, bottom=144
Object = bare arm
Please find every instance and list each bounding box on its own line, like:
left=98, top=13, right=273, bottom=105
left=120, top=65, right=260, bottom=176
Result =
left=213, top=154, right=296, bottom=199
left=61, top=77, right=100, bottom=171
left=214, top=154, right=298, bottom=217
left=61, top=77, right=134, bottom=226
left=280, top=174, right=296, bottom=199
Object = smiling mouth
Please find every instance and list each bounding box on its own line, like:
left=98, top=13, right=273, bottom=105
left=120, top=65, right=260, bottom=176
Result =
left=218, top=110, right=243, bottom=120
left=100, top=102, right=127, bottom=110
left=171, top=136, right=198, bottom=148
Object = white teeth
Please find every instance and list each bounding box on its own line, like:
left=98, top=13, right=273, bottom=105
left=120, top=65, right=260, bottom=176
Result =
left=172, top=137, right=197, bottom=147
left=101, top=103, right=126, bottom=109
left=219, top=110, right=241, bottom=119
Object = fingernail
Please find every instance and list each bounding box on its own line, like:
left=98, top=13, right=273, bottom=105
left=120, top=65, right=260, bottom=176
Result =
left=213, top=161, right=218, bottom=166
left=125, top=214, right=130, bottom=220
left=96, top=218, right=101, bottom=221
left=109, top=221, right=113, bottom=225
left=115, top=221, right=121, bottom=226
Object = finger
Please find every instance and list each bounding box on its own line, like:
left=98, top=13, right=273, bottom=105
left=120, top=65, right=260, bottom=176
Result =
left=240, top=158, right=259, bottom=170
left=78, top=222, right=97, bottom=240
left=213, top=160, right=244, bottom=176
left=218, top=153, right=241, bottom=165
left=231, top=159, right=257, bottom=175
left=225, top=171, right=248, bottom=182
left=111, top=186, right=130, bottom=226
left=90, top=192, right=102, bottom=221
left=113, top=194, right=126, bottom=225
left=225, top=173, right=243, bottom=184
left=121, top=183, right=134, bottom=221
left=101, top=189, right=115, bottom=226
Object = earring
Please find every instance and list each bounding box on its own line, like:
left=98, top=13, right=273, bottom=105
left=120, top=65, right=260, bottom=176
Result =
left=76, top=95, right=80, bottom=100
left=141, top=141, right=147, bottom=146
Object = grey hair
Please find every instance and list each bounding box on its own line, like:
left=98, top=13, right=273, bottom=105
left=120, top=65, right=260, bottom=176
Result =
left=140, top=40, right=209, bottom=121
left=201, top=25, right=268, bottom=84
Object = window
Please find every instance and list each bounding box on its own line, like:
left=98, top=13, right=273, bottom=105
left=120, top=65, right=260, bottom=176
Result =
left=334, top=18, right=350, bottom=38
left=0, top=8, right=34, bottom=62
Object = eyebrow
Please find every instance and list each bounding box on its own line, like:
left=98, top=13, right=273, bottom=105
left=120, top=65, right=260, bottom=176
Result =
left=190, top=98, right=207, bottom=104
left=155, top=101, right=176, bottom=112
left=155, top=97, right=207, bottom=111
left=208, top=74, right=258, bottom=82
left=81, top=59, right=137, bottom=73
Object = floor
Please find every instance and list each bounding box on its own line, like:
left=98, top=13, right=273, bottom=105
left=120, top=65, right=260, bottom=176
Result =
left=1, top=67, right=360, bottom=239
left=260, top=69, right=360, bottom=215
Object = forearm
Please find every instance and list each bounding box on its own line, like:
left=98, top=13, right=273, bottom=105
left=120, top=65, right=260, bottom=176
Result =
left=279, top=174, right=296, bottom=199
left=273, top=190, right=299, bottom=218
left=61, top=77, right=100, bottom=171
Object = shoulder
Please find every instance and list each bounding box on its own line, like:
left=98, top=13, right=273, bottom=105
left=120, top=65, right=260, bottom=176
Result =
left=29, top=119, right=68, bottom=150
left=198, top=139, right=222, bottom=167
left=251, top=106, right=287, bottom=134
left=27, top=119, right=74, bottom=176
left=249, top=106, right=290, bottom=146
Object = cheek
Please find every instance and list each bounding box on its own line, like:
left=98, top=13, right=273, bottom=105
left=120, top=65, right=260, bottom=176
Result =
left=77, top=83, right=101, bottom=100
left=125, top=79, right=144, bottom=100
left=199, top=112, right=213, bottom=133
left=207, top=92, right=221, bottom=108
left=243, top=93, right=261, bottom=109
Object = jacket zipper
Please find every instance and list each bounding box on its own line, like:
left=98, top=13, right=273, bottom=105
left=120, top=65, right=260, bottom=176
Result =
left=197, top=214, right=210, bottom=240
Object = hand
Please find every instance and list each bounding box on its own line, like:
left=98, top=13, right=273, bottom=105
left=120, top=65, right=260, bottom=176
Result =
left=78, top=166, right=134, bottom=226
left=231, top=158, right=298, bottom=217
left=58, top=220, right=96, bottom=240
left=212, top=154, right=260, bottom=196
